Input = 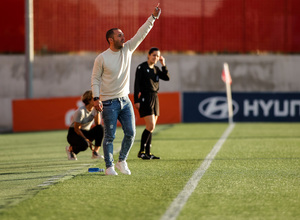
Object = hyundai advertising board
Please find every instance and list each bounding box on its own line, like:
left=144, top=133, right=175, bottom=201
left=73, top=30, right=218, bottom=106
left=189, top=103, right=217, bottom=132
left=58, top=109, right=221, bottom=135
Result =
left=183, top=92, right=300, bottom=122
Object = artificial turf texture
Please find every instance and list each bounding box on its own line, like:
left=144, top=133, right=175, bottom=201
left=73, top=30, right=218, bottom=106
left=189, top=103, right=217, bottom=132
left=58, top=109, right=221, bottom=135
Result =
left=0, top=123, right=299, bottom=220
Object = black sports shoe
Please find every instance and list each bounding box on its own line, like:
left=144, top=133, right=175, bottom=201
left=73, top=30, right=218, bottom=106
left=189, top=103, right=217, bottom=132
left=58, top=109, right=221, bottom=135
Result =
left=137, top=151, right=151, bottom=160
left=148, top=153, right=160, bottom=159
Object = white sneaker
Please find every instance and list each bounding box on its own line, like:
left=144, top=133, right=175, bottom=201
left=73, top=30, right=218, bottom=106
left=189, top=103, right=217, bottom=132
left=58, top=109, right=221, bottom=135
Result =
left=116, top=161, right=131, bottom=175
left=65, top=146, right=77, bottom=160
left=105, top=166, right=118, bottom=176
left=91, top=151, right=104, bottom=159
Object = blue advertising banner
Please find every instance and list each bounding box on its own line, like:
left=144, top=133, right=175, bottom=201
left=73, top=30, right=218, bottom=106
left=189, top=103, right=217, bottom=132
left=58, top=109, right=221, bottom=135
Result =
left=183, top=92, right=300, bottom=122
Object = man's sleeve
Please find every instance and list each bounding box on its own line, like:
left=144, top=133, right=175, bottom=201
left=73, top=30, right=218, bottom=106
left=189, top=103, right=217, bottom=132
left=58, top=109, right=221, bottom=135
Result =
left=127, top=16, right=156, bottom=52
left=91, top=55, right=103, bottom=98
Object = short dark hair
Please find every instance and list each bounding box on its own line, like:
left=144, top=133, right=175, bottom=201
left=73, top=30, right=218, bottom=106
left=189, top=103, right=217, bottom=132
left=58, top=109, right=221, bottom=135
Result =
left=148, top=47, right=160, bottom=55
left=82, top=90, right=93, bottom=106
left=106, top=28, right=118, bottom=44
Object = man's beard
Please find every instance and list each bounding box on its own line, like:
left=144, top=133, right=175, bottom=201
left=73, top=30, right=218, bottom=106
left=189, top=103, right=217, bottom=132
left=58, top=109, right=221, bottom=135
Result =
left=114, top=41, right=124, bottom=49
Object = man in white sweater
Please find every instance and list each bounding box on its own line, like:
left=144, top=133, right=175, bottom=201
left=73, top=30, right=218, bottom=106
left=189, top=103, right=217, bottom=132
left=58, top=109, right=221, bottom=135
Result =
left=91, top=5, right=161, bottom=175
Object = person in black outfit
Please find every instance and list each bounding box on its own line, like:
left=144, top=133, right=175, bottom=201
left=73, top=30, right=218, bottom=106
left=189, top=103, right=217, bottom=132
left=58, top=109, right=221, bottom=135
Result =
left=134, top=47, right=170, bottom=160
left=66, top=90, right=104, bottom=160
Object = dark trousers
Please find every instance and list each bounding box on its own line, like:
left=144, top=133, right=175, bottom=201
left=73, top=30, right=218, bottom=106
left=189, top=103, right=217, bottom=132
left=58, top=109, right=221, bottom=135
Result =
left=67, top=124, right=104, bottom=154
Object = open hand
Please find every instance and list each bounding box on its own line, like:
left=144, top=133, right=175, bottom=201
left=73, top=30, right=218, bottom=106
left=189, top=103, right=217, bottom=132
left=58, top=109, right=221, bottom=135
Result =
left=135, top=103, right=140, bottom=110
left=153, top=3, right=161, bottom=17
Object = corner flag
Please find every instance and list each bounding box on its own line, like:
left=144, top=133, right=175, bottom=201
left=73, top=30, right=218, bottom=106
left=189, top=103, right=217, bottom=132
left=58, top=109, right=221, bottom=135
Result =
left=222, top=63, right=234, bottom=124
left=222, top=63, right=232, bottom=84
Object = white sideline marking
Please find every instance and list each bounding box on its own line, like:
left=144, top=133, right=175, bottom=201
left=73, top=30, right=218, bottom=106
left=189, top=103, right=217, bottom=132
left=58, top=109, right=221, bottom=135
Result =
left=37, top=164, right=93, bottom=187
left=161, top=123, right=235, bottom=220
left=37, top=146, right=122, bottom=188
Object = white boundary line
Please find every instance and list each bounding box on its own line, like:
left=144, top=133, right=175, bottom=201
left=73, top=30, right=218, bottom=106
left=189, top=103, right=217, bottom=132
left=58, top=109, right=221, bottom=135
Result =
left=2, top=147, right=123, bottom=211
left=161, top=123, right=235, bottom=220
left=37, top=164, right=93, bottom=187
left=37, top=146, right=122, bottom=188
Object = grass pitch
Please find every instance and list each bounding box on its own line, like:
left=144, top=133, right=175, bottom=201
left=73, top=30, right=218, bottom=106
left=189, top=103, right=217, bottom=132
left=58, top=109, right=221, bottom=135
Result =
left=0, top=123, right=299, bottom=220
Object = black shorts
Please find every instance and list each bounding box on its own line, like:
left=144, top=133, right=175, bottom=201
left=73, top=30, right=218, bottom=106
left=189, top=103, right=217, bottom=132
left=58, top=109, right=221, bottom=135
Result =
left=138, top=92, right=159, bottom=118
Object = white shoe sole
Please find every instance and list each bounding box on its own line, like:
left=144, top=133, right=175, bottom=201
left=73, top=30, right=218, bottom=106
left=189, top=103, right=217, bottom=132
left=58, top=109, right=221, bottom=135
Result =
left=105, top=167, right=118, bottom=176
left=115, top=162, right=131, bottom=175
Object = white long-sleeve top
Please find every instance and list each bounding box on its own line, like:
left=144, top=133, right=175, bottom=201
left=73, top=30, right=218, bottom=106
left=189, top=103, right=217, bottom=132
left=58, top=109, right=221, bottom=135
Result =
left=91, top=16, right=156, bottom=101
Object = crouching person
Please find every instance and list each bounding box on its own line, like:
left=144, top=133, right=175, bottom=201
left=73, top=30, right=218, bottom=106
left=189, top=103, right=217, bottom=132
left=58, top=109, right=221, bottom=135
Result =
left=66, top=90, right=104, bottom=160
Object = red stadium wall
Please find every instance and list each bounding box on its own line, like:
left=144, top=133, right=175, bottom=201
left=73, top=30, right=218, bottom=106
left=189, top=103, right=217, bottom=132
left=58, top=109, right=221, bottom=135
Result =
left=0, top=0, right=25, bottom=52
left=1, top=0, right=299, bottom=53
left=12, top=92, right=181, bottom=132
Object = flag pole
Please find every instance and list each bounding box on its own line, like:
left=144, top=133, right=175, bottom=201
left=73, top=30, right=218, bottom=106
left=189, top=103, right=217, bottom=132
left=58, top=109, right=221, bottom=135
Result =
left=25, top=0, right=34, bottom=98
left=223, top=63, right=233, bottom=124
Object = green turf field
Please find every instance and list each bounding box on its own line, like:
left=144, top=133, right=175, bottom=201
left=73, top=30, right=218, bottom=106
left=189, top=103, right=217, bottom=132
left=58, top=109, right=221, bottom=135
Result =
left=0, top=123, right=299, bottom=220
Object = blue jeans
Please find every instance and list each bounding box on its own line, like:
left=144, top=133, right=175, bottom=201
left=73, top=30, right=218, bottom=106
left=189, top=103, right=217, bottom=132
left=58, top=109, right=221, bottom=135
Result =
left=101, top=96, right=136, bottom=168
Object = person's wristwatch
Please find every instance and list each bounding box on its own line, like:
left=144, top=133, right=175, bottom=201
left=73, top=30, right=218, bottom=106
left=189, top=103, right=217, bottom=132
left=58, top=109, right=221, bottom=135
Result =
left=93, top=97, right=99, bottom=101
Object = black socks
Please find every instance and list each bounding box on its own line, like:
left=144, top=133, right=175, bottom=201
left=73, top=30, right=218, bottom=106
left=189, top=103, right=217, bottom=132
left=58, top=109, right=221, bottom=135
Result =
left=140, top=129, right=152, bottom=154
left=145, top=132, right=152, bottom=155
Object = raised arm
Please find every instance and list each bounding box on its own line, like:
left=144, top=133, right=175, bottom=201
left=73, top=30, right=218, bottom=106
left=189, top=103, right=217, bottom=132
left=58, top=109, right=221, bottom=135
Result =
left=157, top=56, right=170, bottom=81
left=127, top=4, right=161, bottom=52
